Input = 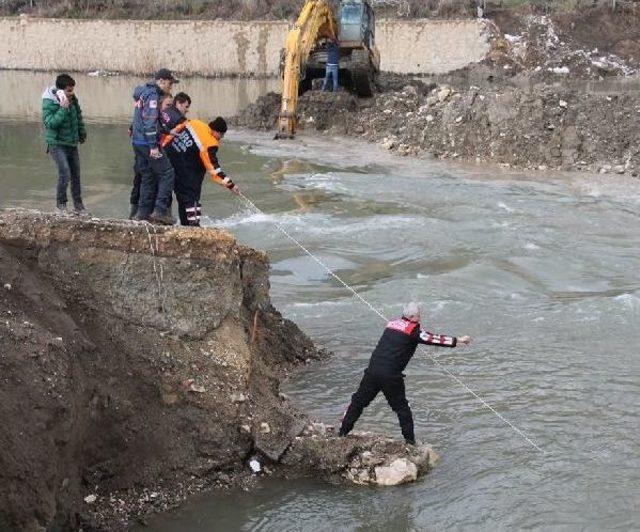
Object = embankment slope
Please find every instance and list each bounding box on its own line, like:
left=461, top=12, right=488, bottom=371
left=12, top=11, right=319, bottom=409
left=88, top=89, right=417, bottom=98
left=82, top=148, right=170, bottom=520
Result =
left=0, top=210, right=315, bottom=529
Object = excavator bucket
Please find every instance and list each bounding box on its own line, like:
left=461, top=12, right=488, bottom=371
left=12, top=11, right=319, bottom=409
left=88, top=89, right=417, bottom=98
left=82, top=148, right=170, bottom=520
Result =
left=274, top=120, right=295, bottom=140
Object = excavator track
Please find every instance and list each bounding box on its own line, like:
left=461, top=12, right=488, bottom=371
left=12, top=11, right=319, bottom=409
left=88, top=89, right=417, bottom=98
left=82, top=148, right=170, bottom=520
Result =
left=350, top=48, right=376, bottom=97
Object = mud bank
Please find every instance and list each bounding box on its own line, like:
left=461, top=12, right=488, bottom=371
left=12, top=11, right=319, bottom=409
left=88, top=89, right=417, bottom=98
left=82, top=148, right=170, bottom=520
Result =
left=235, top=77, right=640, bottom=176
left=0, top=211, right=436, bottom=531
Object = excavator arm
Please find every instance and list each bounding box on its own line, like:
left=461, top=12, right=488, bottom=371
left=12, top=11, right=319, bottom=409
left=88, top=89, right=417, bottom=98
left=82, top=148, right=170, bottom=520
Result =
left=275, top=0, right=337, bottom=139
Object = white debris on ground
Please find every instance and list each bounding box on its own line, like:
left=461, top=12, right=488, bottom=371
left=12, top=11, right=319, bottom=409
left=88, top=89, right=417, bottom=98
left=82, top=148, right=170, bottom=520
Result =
left=492, top=15, right=636, bottom=79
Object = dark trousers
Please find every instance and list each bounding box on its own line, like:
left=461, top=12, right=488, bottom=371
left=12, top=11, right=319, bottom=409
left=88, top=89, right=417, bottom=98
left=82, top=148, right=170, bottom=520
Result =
left=130, top=161, right=172, bottom=218
left=174, top=169, right=204, bottom=227
left=49, top=145, right=82, bottom=208
left=340, top=370, right=415, bottom=443
left=133, top=145, right=175, bottom=217
left=130, top=159, right=142, bottom=209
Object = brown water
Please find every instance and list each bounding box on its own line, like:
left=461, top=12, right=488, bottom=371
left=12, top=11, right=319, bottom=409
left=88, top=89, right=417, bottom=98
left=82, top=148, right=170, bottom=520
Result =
left=2, top=72, right=640, bottom=531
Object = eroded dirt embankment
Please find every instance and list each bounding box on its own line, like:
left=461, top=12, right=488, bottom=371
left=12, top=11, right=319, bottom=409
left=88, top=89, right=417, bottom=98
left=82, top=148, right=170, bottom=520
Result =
left=236, top=82, right=640, bottom=175
left=0, top=211, right=437, bottom=531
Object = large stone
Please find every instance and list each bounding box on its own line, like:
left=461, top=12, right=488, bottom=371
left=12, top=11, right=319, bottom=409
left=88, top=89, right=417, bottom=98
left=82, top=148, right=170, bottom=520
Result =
left=380, top=137, right=397, bottom=150
left=374, top=458, right=418, bottom=486
left=437, top=88, right=452, bottom=102
left=361, top=450, right=385, bottom=467
left=425, top=95, right=439, bottom=107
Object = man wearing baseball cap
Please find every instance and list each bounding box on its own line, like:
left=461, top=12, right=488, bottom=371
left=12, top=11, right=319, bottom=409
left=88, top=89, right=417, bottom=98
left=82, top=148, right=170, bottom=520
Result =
left=129, top=68, right=179, bottom=224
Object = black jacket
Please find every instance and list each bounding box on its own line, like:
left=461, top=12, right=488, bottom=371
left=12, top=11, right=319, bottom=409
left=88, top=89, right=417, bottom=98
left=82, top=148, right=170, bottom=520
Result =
left=368, top=317, right=457, bottom=376
left=327, top=42, right=340, bottom=65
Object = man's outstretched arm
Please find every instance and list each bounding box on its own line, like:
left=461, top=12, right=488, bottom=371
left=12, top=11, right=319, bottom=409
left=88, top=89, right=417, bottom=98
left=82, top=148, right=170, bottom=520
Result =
left=201, top=146, right=239, bottom=194
left=418, top=330, right=471, bottom=347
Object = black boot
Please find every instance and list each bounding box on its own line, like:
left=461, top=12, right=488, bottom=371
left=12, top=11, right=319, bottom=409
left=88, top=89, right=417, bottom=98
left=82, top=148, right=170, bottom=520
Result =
left=73, top=202, right=89, bottom=217
left=150, top=210, right=174, bottom=226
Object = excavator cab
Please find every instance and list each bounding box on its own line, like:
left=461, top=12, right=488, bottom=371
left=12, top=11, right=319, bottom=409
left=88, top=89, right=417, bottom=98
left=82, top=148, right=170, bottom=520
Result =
left=304, top=0, right=380, bottom=97
left=339, top=0, right=375, bottom=50
left=335, top=0, right=379, bottom=97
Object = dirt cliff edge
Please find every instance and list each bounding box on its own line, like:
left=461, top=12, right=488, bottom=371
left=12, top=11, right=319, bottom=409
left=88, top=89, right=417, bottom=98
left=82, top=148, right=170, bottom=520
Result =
left=0, top=210, right=318, bottom=530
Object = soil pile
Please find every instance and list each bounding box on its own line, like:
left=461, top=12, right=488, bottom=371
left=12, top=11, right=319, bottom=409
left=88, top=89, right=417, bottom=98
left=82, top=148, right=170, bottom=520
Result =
left=486, top=10, right=638, bottom=81
left=236, top=82, right=640, bottom=175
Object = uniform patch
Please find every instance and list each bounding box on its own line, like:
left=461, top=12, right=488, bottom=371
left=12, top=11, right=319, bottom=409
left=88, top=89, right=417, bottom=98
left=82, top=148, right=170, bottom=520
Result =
left=149, top=100, right=158, bottom=109
left=386, top=319, right=418, bottom=335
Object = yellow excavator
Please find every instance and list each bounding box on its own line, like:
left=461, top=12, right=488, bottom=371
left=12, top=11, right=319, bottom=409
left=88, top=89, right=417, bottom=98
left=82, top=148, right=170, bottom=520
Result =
left=275, top=0, right=380, bottom=139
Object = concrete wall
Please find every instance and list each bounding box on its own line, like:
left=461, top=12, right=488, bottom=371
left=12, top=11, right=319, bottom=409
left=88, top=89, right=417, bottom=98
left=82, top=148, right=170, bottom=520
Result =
left=0, top=16, right=489, bottom=77
left=377, top=20, right=489, bottom=74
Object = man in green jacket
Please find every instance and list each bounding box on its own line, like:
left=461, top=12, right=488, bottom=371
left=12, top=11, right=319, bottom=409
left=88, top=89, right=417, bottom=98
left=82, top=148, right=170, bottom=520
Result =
left=42, top=74, right=87, bottom=215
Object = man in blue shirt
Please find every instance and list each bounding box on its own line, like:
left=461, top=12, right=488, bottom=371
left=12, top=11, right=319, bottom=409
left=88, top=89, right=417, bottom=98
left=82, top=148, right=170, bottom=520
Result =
left=322, top=39, right=340, bottom=92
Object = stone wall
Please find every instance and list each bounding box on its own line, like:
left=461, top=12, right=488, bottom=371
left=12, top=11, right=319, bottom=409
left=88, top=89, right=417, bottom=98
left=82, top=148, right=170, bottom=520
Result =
left=0, top=16, right=489, bottom=76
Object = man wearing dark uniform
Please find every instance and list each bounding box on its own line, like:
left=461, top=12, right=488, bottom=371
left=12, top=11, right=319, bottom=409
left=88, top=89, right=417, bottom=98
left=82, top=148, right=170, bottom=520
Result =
left=161, top=92, right=191, bottom=134
left=166, top=116, right=239, bottom=226
left=339, top=302, right=471, bottom=444
left=130, top=68, right=178, bottom=224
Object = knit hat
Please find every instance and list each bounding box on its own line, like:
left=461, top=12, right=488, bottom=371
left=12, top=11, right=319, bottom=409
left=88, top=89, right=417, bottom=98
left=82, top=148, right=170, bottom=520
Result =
left=209, top=117, right=228, bottom=134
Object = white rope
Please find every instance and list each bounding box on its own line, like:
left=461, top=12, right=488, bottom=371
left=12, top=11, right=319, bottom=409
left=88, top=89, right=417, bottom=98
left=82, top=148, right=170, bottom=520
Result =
left=237, top=190, right=545, bottom=454
left=141, top=221, right=173, bottom=329
left=142, top=222, right=162, bottom=298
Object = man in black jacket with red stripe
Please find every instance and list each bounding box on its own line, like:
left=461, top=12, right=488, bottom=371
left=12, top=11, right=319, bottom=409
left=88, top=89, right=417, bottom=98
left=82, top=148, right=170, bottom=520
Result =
left=339, top=302, right=471, bottom=444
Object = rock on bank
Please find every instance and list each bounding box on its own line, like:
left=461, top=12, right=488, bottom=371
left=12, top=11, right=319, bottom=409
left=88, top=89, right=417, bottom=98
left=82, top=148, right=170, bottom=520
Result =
left=0, top=211, right=437, bottom=531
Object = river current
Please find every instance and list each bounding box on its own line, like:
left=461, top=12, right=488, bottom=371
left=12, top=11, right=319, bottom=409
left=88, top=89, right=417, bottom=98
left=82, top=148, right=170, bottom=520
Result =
left=1, top=72, right=639, bottom=531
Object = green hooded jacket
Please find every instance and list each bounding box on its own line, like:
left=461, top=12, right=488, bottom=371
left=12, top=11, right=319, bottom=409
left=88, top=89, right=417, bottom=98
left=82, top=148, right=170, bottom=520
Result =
left=42, top=86, right=86, bottom=147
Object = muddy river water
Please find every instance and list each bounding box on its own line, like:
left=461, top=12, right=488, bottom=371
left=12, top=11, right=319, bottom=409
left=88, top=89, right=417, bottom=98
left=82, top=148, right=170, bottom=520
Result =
left=1, top=72, right=639, bottom=530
